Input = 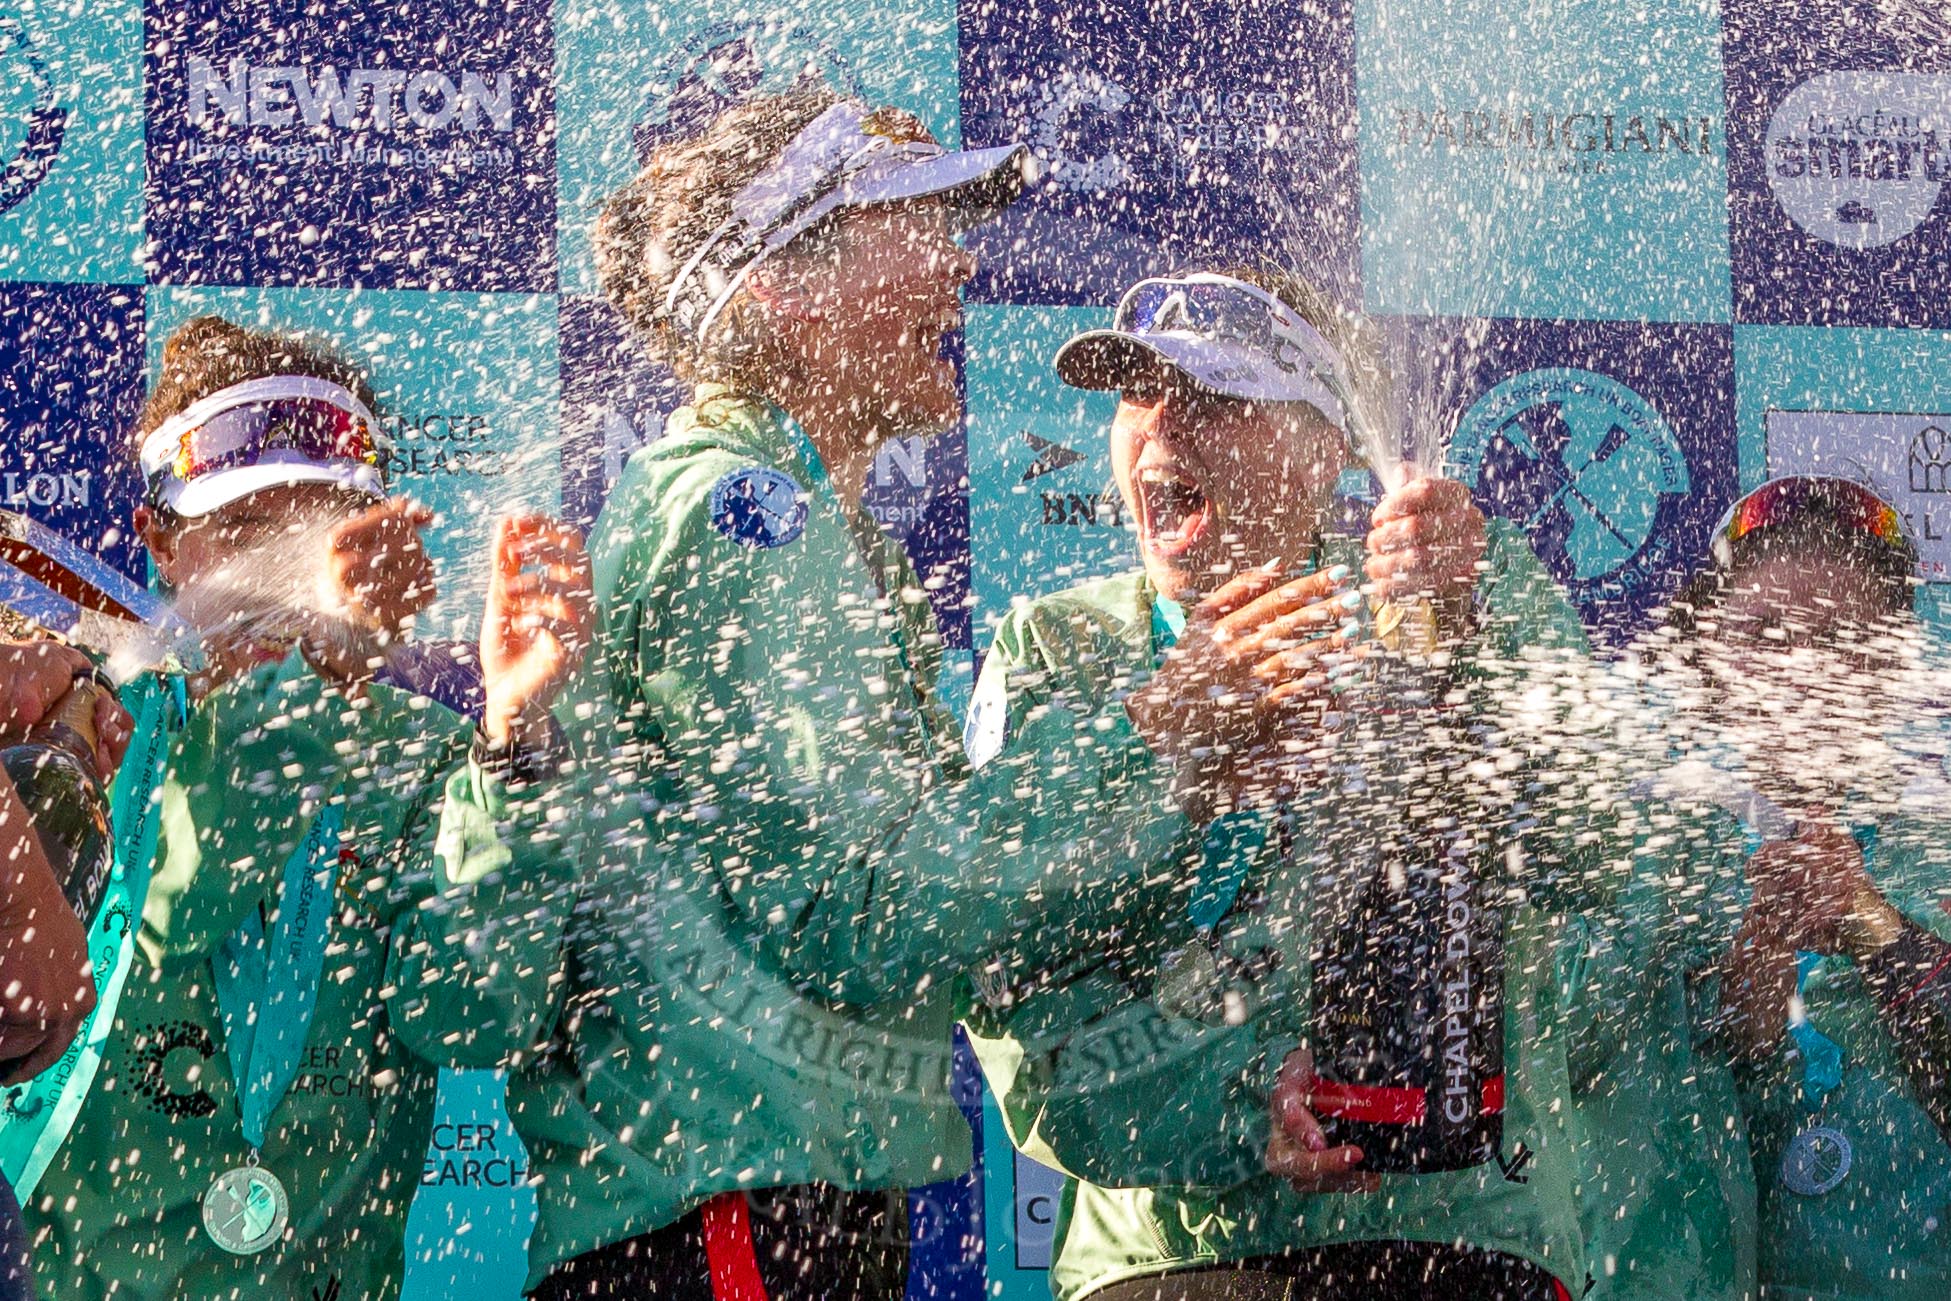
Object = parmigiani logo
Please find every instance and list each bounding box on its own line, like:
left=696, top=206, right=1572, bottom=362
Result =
left=187, top=56, right=516, bottom=134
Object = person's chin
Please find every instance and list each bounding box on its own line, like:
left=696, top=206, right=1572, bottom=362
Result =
left=1140, top=552, right=1200, bottom=605
left=884, top=374, right=962, bottom=437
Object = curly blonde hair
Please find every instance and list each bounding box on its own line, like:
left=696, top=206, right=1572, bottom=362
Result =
left=136, top=315, right=378, bottom=446
left=595, top=89, right=943, bottom=392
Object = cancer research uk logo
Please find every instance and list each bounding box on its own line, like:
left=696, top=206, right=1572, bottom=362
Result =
left=0, top=17, right=69, bottom=217
left=1025, top=65, right=1314, bottom=196
left=1765, top=72, right=1951, bottom=250
left=1451, top=369, right=1691, bottom=609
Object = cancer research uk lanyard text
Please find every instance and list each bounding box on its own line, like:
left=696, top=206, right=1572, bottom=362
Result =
left=0, top=674, right=186, bottom=1194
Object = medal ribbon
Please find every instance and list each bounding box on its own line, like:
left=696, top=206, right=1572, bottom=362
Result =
left=211, top=801, right=342, bottom=1149
left=1150, top=562, right=1318, bottom=935
left=0, top=673, right=187, bottom=1195
left=1788, top=952, right=1846, bottom=1109
left=1784, top=824, right=1879, bottom=1110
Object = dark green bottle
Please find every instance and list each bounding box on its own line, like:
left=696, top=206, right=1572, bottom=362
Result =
left=1308, top=611, right=1506, bottom=1174
left=1, top=677, right=112, bottom=925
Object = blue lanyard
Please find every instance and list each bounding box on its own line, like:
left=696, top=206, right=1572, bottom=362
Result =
left=1785, top=823, right=1880, bottom=1110
left=0, top=674, right=187, bottom=1194
left=210, top=802, right=343, bottom=1149
left=1148, top=576, right=1309, bottom=935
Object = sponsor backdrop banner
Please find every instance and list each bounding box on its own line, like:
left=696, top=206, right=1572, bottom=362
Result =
left=1356, top=0, right=1732, bottom=323
left=3, top=0, right=1948, bottom=1295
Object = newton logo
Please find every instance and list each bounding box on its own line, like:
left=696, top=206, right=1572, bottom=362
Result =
left=187, top=56, right=516, bottom=134
left=1452, top=368, right=1690, bottom=601
left=0, top=18, right=69, bottom=216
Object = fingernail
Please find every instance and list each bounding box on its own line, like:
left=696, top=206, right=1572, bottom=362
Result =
left=1339, top=592, right=1364, bottom=611
left=1339, top=619, right=1363, bottom=640
left=1326, top=564, right=1350, bottom=583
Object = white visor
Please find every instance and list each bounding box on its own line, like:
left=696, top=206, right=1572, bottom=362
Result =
left=139, top=375, right=389, bottom=519
left=1055, top=274, right=1353, bottom=427
left=666, top=100, right=1036, bottom=341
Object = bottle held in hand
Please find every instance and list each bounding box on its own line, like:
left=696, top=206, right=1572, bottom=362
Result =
left=1308, top=616, right=1505, bottom=1173
left=1, top=676, right=113, bottom=926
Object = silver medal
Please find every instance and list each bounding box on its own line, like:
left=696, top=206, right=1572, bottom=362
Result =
left=1153, top=942, right=1226, bottom=1020
left=1781, top=1125, right=1852, bottom=1197
left=201, top=1163, right=290, bottom=1255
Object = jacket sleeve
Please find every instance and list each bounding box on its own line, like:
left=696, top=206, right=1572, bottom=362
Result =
left=964, top=964, right=1283, bottom=1190
left=582, top=452, right=1192, bottom=1006
left=1466, top=520, right=1637, bottom=913
left=960, top=600, right=1283, bottom=1190
left=385, top=751, right=581, bottom=1070
left=1828, top=816, right=1951, bottom=1141
left=1555, top=803, right=1753, bottom=1093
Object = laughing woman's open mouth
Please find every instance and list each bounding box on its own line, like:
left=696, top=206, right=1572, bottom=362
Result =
left=1136, top=464, right=1214, bottom=559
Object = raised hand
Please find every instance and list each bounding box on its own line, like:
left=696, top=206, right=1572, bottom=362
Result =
left=1745, top=821, right=1876, bottom=954
left=322, top=497, right=438, bottom=643
left=1364, top=475, right=1487, bottom=633
left=480, top=514, right=594, bottom=748
left=1125, top=565, right=1363, bottom=814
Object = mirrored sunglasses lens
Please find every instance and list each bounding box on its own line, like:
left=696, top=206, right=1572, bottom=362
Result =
left=180, top=401, right=367, bottom=479
left=1120, top=282, right=1175, bottom=334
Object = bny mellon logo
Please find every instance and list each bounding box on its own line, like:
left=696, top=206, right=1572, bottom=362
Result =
left=0, top=18, right=70, bottom=216
left=1019, top=431, right=1087, bottom=483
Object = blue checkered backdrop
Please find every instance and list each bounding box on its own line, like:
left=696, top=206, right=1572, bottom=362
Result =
left=3, top=0, right=1949, bottom=1294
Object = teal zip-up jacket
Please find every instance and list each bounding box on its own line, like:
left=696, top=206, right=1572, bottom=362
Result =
left=963, top=521, right=1637, bottom=1301
left=1557, top=803, right=1758, bottom=1301
left=1734, top=808, right=1951, bottom=1299
left=1566, top=694, right=1951, bottom=1301
left=28, top=650, right=471, bottom=1301
left=391, top=388, right=1195, bottom=1285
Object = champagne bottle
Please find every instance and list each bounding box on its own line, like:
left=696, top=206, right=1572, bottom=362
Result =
left=1, top=676, right=112, bottom=926
left=1307, top=601, right=1506, bottom=1173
